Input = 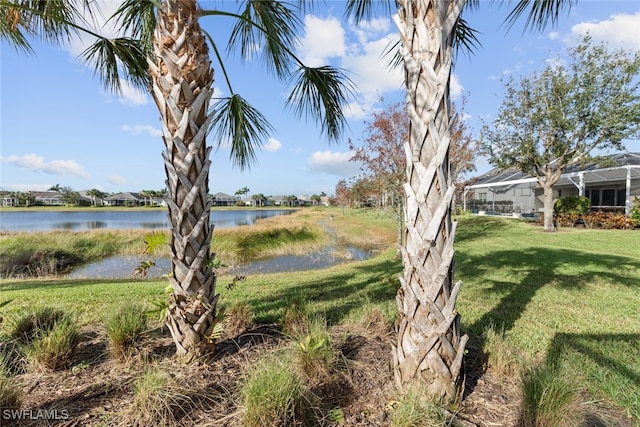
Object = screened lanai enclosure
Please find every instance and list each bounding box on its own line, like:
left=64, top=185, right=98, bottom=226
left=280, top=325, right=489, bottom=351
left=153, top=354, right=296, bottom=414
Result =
left=463, top=152, right=640, bottom=217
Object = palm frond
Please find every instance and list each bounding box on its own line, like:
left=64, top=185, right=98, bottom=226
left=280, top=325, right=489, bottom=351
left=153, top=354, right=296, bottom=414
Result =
left=504, top=0, right=577, bottom=33
left=454, top=17, right=481, bottom=59
left=210, top=94, right=274, bottom=171
left=382, top=38, right=402, bottom=72
left=80, top=37, right=149, bottom=94
left=109, top=0, right=157, bottom=55
left=0, top=0, right=87, bottom=49
left=344, top=0, right=393, bottom=24
left=0, top=5, right=32, bottom=52
left=286, top=65, right=356, bottom=142
left=226, top=0, right=301, bottom=79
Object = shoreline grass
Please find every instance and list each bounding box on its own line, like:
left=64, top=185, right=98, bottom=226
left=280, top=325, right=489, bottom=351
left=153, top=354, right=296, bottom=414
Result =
left=0, top=214, right=638, bottom=421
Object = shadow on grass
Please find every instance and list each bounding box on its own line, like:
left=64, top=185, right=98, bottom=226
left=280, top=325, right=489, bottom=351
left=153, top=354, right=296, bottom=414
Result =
left=547, top=332, right=640, bottom=386
left=457, top=247, right=639, bottom=337
left=246, top=255, right=402, bottom=325
left=0, top=278, right=163, bottom=292
left=546, top=333, right=640, bottom=422
left=454, top=216, right=518, bottom=243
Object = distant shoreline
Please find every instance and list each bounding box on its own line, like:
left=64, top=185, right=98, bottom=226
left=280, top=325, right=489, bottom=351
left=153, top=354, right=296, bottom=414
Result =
left=0, top=206, right=300, bottom=212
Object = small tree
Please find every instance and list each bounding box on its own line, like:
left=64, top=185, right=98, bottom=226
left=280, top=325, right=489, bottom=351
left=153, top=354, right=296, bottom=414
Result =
left=59, top=186, right=79, bottom=206
left=482, top=35, right=640, bottom=231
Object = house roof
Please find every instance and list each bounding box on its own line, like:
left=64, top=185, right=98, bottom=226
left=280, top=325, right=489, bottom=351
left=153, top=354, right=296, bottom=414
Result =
left=466, top=152, right=640, bottom=190
left=211, top=192, right=237, bottom=200
left=105, top=192, right=142, bottom=201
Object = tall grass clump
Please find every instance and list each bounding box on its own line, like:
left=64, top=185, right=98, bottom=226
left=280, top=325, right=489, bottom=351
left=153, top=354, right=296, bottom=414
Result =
left=240, top=356, right=319, bottom=427
left=482, top=323, right=522, bottom=377
left=291, top=315, right=337, bottom=381
left=520, top=364, right=584, bottom=427
left=105, top=304, right=148, bottom=359
left=128, top=367, right=194, bottom=427
left=0, top=375, right=21, bottom=413
left=388, top=386, right=448, bottom=427
left=25, top=316, right=80, bottom=371
left=9, top=306, right=65, bottom=343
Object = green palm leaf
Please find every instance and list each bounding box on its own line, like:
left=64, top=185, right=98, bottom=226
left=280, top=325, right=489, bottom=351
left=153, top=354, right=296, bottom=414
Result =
left=504, top=0, right=578, bottom=32
left=226, top=0, right=301, bottom=79
left=287, top=65, right=356, bottom=142
left=109, top=0, right=156, bottom=55
left=80, top=36, right=150, bottom=94
left=210, top=94, right=274, bottom=171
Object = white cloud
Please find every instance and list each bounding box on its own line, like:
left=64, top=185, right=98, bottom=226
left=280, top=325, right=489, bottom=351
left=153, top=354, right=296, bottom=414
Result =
left=263, top=137, right=282, bottom=152
left=122, top=124, right=163, bottom=137
left=299, top=15, right=346, bottom=66
left=570, top=12, right=640, bottom=50
left=118, top=81, right=149, bottom=106
left=307, top=150, right=362, bottom=177
left=342, top=32, right=403, bottom=102
left=0, top=183, right=52, bottom=192
left=1, top=154, right=91, bottom=179
left=450, top=73, right=463, bottom=99
left=107, top=175, right=129, bottom=185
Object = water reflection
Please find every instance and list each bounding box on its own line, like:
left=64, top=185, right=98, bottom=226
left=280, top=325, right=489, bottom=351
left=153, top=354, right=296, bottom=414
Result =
left=66, top=245, right=372, bottom=279
left=0, top=209, right=295, bottom=232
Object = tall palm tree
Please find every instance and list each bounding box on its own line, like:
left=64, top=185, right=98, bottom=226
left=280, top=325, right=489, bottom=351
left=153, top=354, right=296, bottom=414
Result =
left=346, top=0, right=576, bottom=401
left=2, top=0, right=353, bottom=362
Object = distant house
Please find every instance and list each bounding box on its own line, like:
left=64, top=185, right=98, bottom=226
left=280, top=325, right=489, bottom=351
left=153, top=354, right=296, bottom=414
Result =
left=270, top=195, right=297, bottom=206
left=1, top=192, right=18, bottom=207
left=464, top=152, right=640, bottom=216
left=31, top=191, right=63, bottom=206
left=105, top=192, right=144, bottom=206
left=211, top=192, right=238, bottom=207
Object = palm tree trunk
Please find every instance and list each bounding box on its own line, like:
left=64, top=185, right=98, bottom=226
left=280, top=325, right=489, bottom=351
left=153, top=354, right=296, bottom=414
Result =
left=392, top=0, right=469, bottom=402
left=148, top=0, right=218, bottom=362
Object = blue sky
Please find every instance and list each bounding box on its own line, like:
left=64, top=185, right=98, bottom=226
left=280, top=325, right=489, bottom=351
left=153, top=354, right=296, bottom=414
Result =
left=2, top=1, right=640, bottom=197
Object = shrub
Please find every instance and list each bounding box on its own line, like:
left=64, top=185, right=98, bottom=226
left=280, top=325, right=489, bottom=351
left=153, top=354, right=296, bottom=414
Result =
left=105, top=304, right=148, bottom=359
left=240, top=356, right=319, bottom=427
left=554, top=212, right=580, bottom=228
left=520, top=364, right=583, bottom=427
left=583, top=211, right=636, bottom=230
left=554, top=196, right=591, bottom=215
left=25, top=316, right=80, bottom=371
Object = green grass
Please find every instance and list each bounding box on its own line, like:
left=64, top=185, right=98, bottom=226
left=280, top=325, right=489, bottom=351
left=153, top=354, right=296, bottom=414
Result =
left=454, top=216, right=640, bottom=420
left=240, top=355, right=319, bottom=427
left=0, top=214, right=638, bottom=421
left=520, top=364, right=583, bottom=427
left=24, top=315, right=80, bottom=371
left=104, top=304, right=149, bottom=359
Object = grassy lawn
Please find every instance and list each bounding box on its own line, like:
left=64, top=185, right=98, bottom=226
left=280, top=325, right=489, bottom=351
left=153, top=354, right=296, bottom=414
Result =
left=1, top=213, right=638, bottom=421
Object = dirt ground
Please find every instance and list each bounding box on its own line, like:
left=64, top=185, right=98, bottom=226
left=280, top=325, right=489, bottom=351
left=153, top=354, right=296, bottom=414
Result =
left=4, top=323, right=635, bottom=427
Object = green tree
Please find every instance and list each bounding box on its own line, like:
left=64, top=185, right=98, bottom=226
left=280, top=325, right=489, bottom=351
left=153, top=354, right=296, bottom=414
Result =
left=2, top=0, right=353, bottom=362
left=86, top=188, right=107, bottom=206
left=59, top=186, right=79, bottom=206
left=251, top=193, right=266, bottom=207
left=481, top=36, right=640, bottom=232
left=346, top=0, right=577, bottom=401
left=11, top=191, right=35, bottom=207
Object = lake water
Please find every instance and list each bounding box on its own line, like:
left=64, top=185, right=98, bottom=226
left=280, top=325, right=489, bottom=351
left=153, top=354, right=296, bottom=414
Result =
left=0, top=209, right=296, bottom=232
